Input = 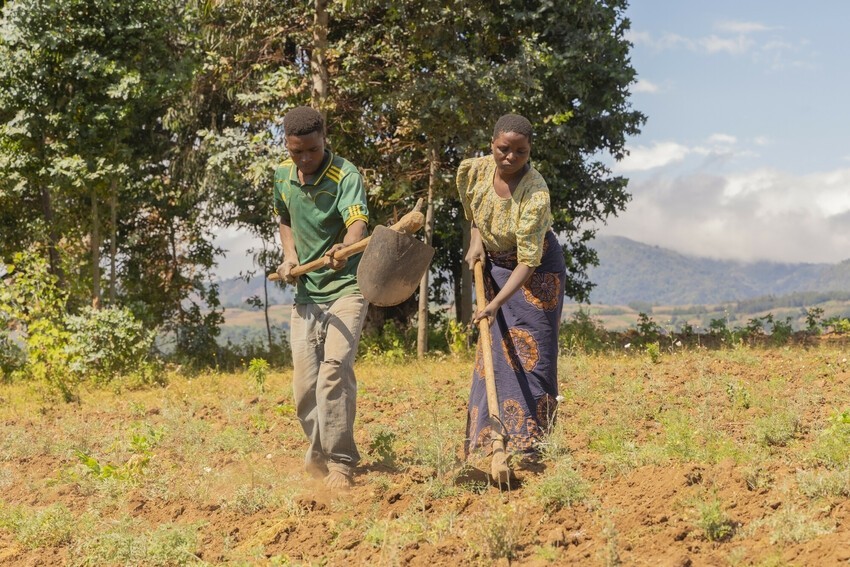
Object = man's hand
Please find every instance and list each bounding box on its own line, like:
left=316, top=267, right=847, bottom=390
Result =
left=325, top=244, right=348, bottom=270
left=276, top=260, right=299, bottom=284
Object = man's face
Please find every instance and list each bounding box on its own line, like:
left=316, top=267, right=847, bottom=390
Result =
left=285, top=130, right=326, bottom=176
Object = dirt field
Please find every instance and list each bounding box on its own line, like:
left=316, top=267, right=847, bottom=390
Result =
left=1, top=343, right=849, bottom=565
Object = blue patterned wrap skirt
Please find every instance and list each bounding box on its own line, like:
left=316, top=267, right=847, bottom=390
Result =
left=465, top=230, right=567, bottom=457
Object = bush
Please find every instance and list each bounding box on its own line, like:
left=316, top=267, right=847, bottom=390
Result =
left=559, top=309, right=610, bottom=354
left=65, top=306, right=158, bottom=385
left=0, top=329, right=25, bottom=381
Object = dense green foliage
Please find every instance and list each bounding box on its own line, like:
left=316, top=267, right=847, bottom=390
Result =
left=0, top=0, right=644, bottom=384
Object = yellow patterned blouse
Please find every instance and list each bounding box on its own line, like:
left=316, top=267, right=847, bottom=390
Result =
left=456, top=156, right=553, bottom=267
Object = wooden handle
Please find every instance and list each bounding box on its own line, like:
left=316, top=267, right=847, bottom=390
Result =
left=268, top=202, right=426, bottom=281
left=474, top=260, right=506, bottom=454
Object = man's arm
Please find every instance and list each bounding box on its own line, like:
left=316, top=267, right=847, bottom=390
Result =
left=277, top=222, right=300, bottom=283
left=326, top=219, right=367, bottom=270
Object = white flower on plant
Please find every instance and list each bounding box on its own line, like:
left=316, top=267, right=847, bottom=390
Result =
left=624, top=343, right=631, bottom=349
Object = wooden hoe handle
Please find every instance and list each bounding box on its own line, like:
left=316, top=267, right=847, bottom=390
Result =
left=474, top=260, right=511, bottom=483
left=269, top=199, right=425, bottom=281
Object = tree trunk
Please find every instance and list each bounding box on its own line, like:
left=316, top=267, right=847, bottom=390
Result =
left=262, top=239, right=272, bottom=351
left=109, top=177, right=118, bottom=303
left=39, top=184, right=64, bottom=288
left=91, top=189, right=101, bottom=309
left=459, top=216, right=472, bottom=323
left=417, top=148, right=437, bottom=357
left=310, top=0, right=329, bottom=119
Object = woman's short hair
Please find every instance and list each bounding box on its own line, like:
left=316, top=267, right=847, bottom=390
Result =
left=493, top=113, right=533, bottom=140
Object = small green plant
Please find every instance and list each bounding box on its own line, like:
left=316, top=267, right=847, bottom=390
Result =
left=75, top=447, right=150, bottom=482
left=759, top=504, right=834, bottom=544
left=360, top=321, right=411, bottom=362
left=743, top=464, right=773, bottom=492
left=601, top=519, right=621, bottom=567
left=645, top=341, right=662, bottom=364
left=796, top=468, right=850, bottom=498
left=228, top=484, right=276, bottom=515
left=534, top=460, right=589, bottom=513
left=811, top=409, right=850, bottom=467
left=695, top=498, right=736, bottom=542
left=74, top=519, right=201, bottom=565
left=822, top=316, right=850, bottom=334
left=635, top=312, right=661, bottom=345
left=559, top=309, right=610, bottom=354
left=471, top=503, right=523, bottom=562
left=444, top=318, right=471, bottom=355
left=725, top=381, right=752, bottom=409
left=764, top=314, right=794, bottom=346
left=368, top=428, right=398, bottom=468
left=804, top=307, right=824, bottom=334
left=247, top=358, right=270, bottom=393
left=752, top=411, right=800, bottom=448
left=1, top=503, right=76, bottom=548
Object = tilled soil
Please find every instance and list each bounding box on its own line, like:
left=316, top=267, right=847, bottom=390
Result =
left=1, top=344, right=849, bottom=566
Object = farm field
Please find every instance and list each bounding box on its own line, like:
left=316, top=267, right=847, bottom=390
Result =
left=1, top=344, right=849, bottom=565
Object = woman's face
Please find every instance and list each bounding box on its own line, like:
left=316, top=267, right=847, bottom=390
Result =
left=491, top=131, right=531, bottom=177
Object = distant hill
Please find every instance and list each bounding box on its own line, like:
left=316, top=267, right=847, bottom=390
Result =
left=215, top=236, right=850, bottom=309
left=217, top=275, right=293, bottom=308
left=588, top=236, right=850, bottom=305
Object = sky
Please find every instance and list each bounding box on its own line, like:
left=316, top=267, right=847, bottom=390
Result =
left=601, top=1, right=850, bottom=264
left=216, top=1, right=850, bottom=279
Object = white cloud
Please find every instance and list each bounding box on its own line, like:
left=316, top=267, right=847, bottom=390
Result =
left=633, top=79, right=660, bottom=93
left=600, top=166, right=850, bottom=264
left=714, top=21, right=773, bottom=34
left=615, top=142, right=690, bottom=172
left=707, top=133, right=737, bottom=146
left=699, top=34, right=755, bottom=55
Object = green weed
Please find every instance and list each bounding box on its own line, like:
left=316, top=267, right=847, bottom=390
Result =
left=470, top=503, right=523, bottom=563
left=534, top=460, right=589, bottom=513
left=694, top=498, right=736, bottom=542
left=368, top=428, right=398, bottom=468
left=247, top=358, right=269, bottom=393
left=1, top=503, right=77, bottom=548
left=751, top=411, right=800, bottom=448
left=796, top=468, right=850, bottom=498
left=811, top=409, right=850, bottom=467
left=645, top=341, right=662, bottom=364
left=71, top=517, right=202, bottom=565
left=757, top=504, right=834, bottom=544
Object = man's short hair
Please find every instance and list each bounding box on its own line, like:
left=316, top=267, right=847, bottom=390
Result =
left=493, top=113, right=533, bottom=140
left=283, top=106, right=325, bottom=137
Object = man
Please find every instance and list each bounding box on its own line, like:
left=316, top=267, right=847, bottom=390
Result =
left=273, top=106, right=369, bottom=490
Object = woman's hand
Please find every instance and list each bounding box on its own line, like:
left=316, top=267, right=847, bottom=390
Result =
left=465, top=227, right=485, bottom=270
left=472, top=302, right=498, bottom=325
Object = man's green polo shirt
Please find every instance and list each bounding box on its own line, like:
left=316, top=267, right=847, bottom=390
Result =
left=273, top=150, right=369, bottom=304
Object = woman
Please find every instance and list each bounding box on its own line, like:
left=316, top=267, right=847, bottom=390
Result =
left=457, top=113, right=566, bottom=465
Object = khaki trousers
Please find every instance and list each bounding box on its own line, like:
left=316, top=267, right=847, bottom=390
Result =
left=290, top=293, right=367, bottom=475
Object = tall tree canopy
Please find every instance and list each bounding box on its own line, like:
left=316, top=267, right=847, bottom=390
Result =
left=0, top=0, right=643, bottom=361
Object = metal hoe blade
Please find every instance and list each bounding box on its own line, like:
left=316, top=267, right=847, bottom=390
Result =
left=357, top=225, right=435, bottom=307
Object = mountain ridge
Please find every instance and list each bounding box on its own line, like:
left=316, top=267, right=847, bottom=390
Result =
left=588, top=235, right=850, bottom=305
